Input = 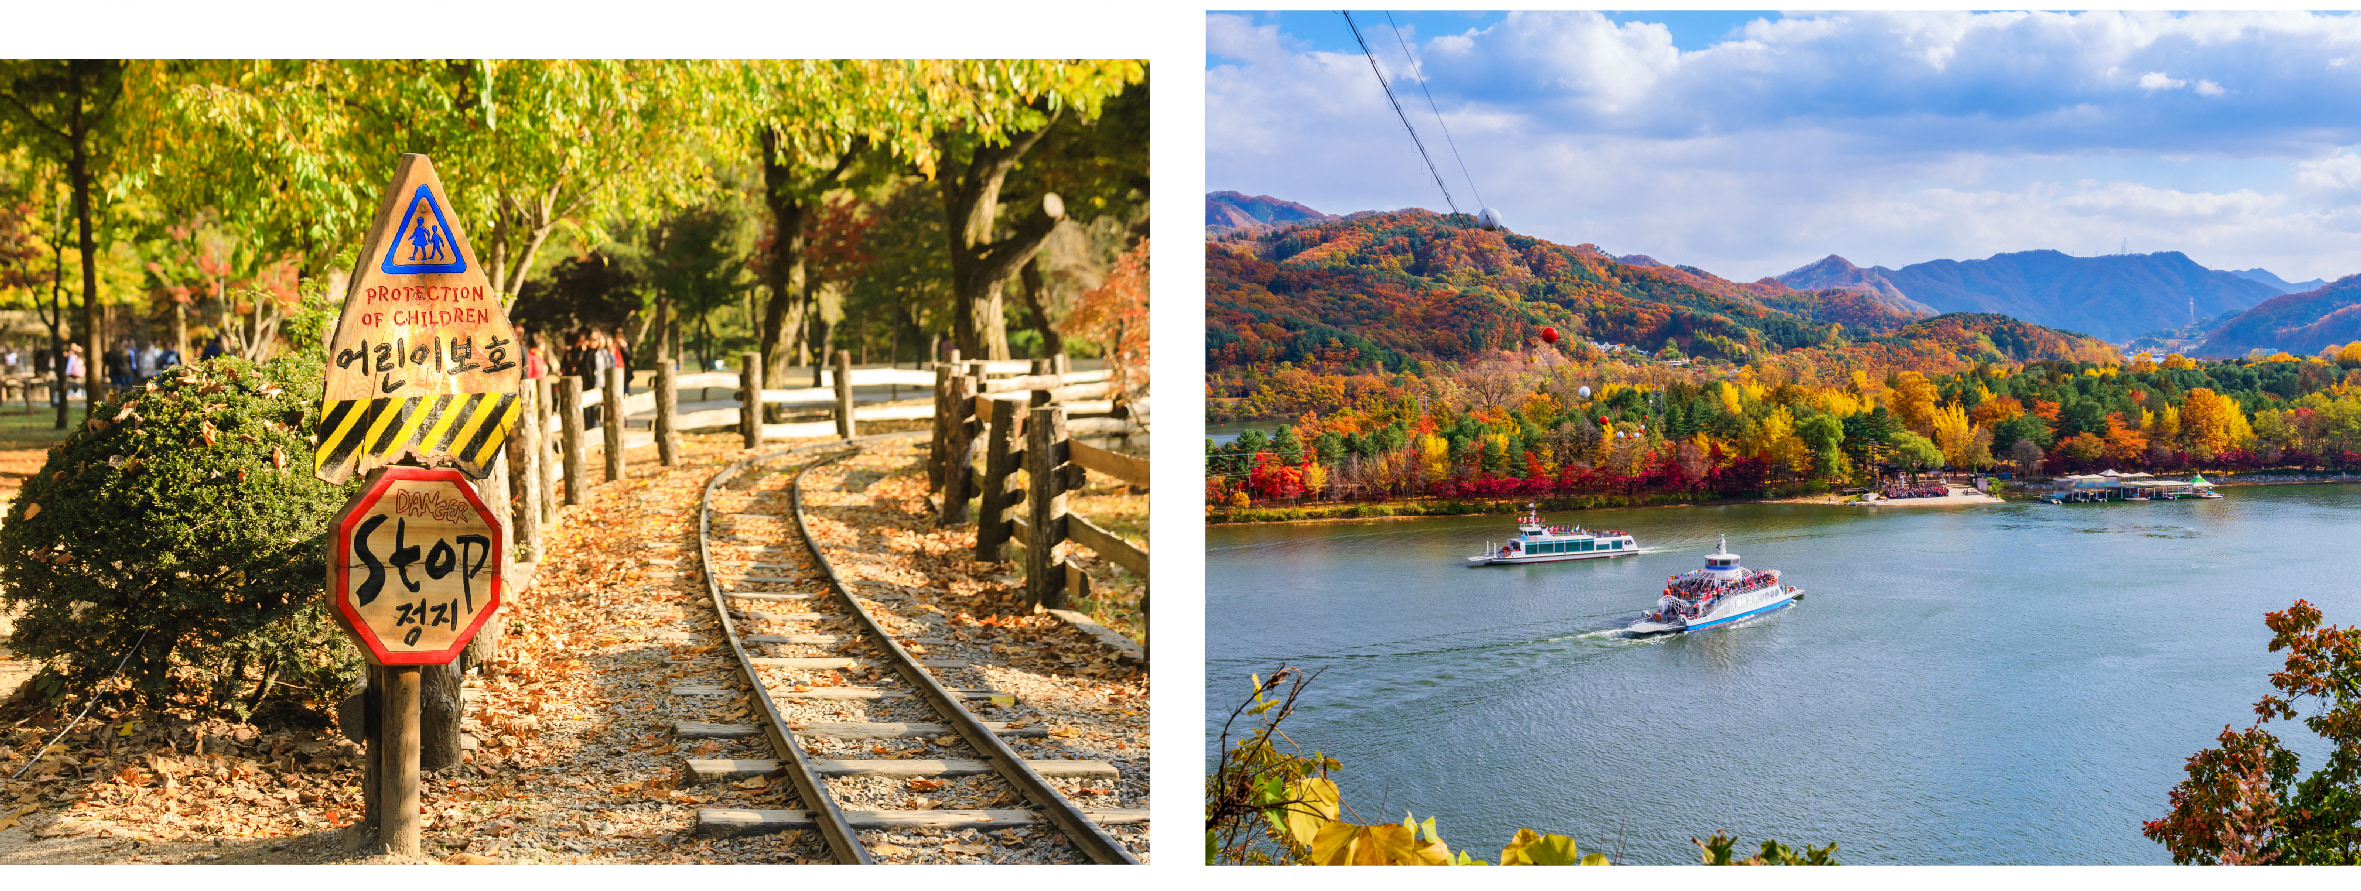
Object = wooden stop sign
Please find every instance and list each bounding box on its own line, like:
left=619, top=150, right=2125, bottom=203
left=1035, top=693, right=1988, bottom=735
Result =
left=327, top=466, right=504, bottom=665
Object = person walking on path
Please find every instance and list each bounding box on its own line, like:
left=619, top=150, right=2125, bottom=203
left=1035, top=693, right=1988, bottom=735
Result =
left=62, top=344, right=84, bottom=401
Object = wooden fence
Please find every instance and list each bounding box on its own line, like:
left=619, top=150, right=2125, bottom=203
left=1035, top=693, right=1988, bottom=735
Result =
left=928, top=357, right=1150, bottom=659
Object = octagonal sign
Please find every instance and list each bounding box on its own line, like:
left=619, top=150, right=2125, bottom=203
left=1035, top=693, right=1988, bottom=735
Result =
left=328, top=466, right=504, bottom=666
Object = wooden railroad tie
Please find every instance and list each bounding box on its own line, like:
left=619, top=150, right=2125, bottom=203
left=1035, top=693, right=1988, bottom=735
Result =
left=727, top=592, right=817, bottom=603
left=766, top=687, right=1004, bottom=701
left=675, top=720, right=1049, bottom=740
left=697, top=807, right=1150, bottom=838
left=750, top=656, right=971, bottom=670
left=683, top=757, right=1118, bottom=782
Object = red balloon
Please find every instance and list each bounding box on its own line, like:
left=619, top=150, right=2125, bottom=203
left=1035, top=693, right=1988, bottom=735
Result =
left=1541, top=326, right=1559, bottom=344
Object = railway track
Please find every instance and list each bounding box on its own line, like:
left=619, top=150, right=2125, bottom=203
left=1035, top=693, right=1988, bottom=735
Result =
left=677, top=434, right=1146, bottom=864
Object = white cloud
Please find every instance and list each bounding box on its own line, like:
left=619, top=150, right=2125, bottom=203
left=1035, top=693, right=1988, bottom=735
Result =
left=1206, top=10, right=2361, bottom=281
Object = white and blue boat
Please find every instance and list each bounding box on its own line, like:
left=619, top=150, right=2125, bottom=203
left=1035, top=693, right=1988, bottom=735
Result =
left=1627, top=536, right=1803, bottom=635
left=1467, top=504, right=1639, bottom=566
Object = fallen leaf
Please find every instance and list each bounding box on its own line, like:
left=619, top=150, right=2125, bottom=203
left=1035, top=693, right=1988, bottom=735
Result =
left=733, top=776, right=769, bottom=790
left=20, top=503, right=37, bottom=519
left=944, top=842, right=993, bottom=855
left=907, top=779, right=946, bottom=792
left=443, top=853, right=502, bottom=865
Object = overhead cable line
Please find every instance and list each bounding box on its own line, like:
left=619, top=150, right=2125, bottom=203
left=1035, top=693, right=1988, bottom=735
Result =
left=1343, top=10, right=1460, bottom=215
left=1385, top=10, right=1486, bottom=210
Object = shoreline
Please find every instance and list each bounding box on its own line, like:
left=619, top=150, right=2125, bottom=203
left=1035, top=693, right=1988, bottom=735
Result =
left=1208, top=476, right=2356, bottom=526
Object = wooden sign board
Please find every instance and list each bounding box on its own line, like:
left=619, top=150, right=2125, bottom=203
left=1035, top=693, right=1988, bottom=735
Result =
left=315, top=154, right=525, bottom=484
left=328, top=466, right=504, bottom=666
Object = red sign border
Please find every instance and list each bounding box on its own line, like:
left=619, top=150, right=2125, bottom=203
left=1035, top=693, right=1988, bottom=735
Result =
left=328, top=465, right=504, bottom=666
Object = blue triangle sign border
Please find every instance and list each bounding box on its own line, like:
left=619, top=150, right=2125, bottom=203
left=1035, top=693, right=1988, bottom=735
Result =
left=381, top=186, right=468, bottom=275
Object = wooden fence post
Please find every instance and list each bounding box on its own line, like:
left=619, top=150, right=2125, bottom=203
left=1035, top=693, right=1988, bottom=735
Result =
left=1024, top=405, right=1071, bottom=609
left=604, top=366, right=626, bottom=482
left=740, top=351, right=763, bottom=449
left=380, top=665, right=422, bottom=856
left=1030, top=358, right=1054, bottom=408
left=559, top=377, right=586, bottom=505
left=928, top=363, right=953, bottom=491
left=975, top=396, right=1025, bottom=562
left=656, top=362, right=679, bottom=466
left=939, top=374, right=977, bottom=524
left=535, top=378, right=557, bottom=527
left=515, top=384, right=542, bottom=562
left=1052, top=353, right=1070, bottom=376
left=834, top=349, right=855, bottom=439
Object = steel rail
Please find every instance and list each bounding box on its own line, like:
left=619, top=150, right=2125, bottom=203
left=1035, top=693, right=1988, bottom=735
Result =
left=785, top=442, right=1142, bottom=865
left=697, top=433, right=919, bottom=865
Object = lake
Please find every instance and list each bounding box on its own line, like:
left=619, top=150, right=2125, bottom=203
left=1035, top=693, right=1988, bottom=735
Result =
left=1203, top=486, right=2358, bottom=864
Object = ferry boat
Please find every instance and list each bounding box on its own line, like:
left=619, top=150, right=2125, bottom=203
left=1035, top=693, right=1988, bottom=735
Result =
left=1627, top=536, right=1804, bottom=635
left=1467, top=504, right=1638, bottom=566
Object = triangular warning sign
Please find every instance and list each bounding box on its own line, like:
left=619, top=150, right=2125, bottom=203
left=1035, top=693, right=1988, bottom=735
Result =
left=318, top=154, right=522, bottom=485
left=382, top=186, right=467, bottom=275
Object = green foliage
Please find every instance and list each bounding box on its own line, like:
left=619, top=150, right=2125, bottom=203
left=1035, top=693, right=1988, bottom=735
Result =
left=0, top=355, right=361, bottom=716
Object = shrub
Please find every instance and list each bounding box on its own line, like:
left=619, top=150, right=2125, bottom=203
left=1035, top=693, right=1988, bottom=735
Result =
left=1, top=355, right=361, bottom=716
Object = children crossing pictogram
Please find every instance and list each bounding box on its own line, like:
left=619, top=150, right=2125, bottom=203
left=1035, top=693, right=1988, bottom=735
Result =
left=381, top=186, right=466, bottom=275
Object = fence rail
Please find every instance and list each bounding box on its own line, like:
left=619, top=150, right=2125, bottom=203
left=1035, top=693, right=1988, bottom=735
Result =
left=926, top=360, right=1149, bottom=661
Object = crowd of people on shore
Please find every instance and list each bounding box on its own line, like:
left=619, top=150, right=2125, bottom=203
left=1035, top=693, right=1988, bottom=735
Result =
left=1879, top=483, right=1954, bottom=499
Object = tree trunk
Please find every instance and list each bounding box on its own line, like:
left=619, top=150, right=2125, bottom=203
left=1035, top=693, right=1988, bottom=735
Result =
left=940, top=120, right=1060, bottom=362
left=1018, top=256, right=1062, bottom=359
left=757, top=128, right=810, bottom=391
left=69, top=78, right=100, bottom=416
left=419, top=660, right=463, bottom=772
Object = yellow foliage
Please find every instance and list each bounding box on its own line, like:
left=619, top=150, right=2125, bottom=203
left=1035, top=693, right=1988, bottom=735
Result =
left=1716, top=381, right=1745, bottom=416
left=2338, top=342, right=2361, bottom=368
left=2164, top=353, right=2198, bottom=370
left=1931, top=402, right=1980, bottom=468
left=2131, top=352, right=2157, bottom=372
left=1499, top=828, right=1612, bottom=866
left=1418, top=434, right=1450, bottom=480
left=1890, top=371, right=1941, bottom=435
left=2179, top=388, right=2253, bottom=458
left=1303, top=462, right=1328, bottom=497
left=2148, top=403, right=2180, bottom=444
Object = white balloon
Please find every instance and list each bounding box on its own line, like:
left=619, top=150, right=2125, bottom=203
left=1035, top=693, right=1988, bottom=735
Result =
left=1577, top=385, right=1592, bottom=399
left=1477, top=207, right=1503, bottom=231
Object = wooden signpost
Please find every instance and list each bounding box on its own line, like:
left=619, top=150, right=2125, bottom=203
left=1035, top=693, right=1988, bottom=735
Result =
left=314, top=154, right=525, bottom=485
left=318, top=155, right=521, bottom=856
left=328, top=466, right=504, bottom=855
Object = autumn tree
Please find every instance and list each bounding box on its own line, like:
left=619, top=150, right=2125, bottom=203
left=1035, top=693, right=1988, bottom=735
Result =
left=1888, top=370, right=1941, bottom=436
left=934, top=60, right=1144, bottom=359
left=2180, top=388, right=2253, bottom=459
left=0, top=60, right=125, bottom=412
left=2147, top=600, right=2361, bottom=864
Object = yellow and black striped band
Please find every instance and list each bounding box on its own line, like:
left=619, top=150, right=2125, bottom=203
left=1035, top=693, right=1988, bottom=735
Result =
left=314, top=392, right=519, bottom=476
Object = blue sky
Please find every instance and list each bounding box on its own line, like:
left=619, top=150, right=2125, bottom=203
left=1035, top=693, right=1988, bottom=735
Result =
left=1206, top=10, right=2361, bottom=282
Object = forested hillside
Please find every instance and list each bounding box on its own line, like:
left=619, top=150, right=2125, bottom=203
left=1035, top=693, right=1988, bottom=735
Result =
left=1207, top=210, right=2112, bottom=378
left=2194, top=275, right=2361, bottom=357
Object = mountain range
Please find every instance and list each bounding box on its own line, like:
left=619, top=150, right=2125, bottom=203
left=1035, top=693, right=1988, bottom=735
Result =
left=1206, top=208, right=2118, bottom=377
left=1205, top=191, right=1335, bottom=232
left=2190, top=275, right=2361, bottom=357
left=1207, top=191, right=2361, bottom=357
left=1773, top=251, right=2280, bottom=343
